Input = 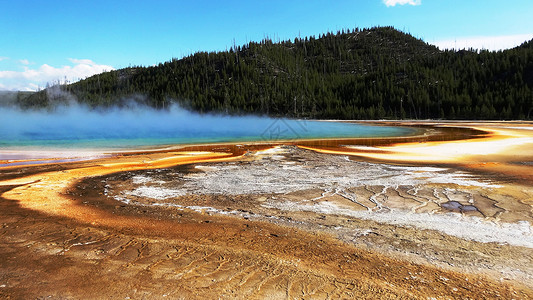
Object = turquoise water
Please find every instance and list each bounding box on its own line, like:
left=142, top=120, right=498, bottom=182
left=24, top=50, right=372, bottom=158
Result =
left=0, top=106, right=414, bottom=150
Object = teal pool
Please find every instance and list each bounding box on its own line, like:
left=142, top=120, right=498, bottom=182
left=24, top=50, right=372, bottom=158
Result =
left=0, top=106, right=414, bottom=150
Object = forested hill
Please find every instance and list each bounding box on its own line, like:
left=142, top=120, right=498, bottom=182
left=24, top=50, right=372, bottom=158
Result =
left=21, top=26, right=533, bottom=120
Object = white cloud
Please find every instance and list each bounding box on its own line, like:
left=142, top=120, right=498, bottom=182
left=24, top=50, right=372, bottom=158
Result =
left=0, top=56, right=9, bottom=62
left=68, top=58, right=96, bottom=65
left=383, top=0, right=421, bottom=7
left=19, top=59, right=30, bottom=65
left=0, top=59, right=115, bottom=91
left=433, top=33, right=533, bottom=52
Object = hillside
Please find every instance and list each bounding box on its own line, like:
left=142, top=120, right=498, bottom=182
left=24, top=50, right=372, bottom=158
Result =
left=21, top=27, right=533, bottom=120
left=0, top=91, right=34, bottom=107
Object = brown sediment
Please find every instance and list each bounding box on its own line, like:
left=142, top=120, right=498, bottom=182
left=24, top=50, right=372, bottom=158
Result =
left=300, top=121, right=533, bottom=181
left=0, top=121, right=532, bottom=298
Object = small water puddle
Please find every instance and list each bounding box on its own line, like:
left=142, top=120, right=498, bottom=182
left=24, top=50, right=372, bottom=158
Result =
left=441, top=201, right=479, bottom=212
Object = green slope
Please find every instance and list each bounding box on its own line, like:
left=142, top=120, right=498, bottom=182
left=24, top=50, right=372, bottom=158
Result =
left=20, top=26, right=533, bottom=120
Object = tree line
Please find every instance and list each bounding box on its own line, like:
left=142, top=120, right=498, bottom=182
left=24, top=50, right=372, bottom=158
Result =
left=20, top=26, right=533, bottom=120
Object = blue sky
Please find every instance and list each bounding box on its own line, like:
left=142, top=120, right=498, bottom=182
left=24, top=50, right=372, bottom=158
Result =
left=1, top=0, right=532, bottom=91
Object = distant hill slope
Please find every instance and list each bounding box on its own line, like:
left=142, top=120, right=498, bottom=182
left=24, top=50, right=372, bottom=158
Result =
left=0, top=91, right=34, bottom=107
left=20, top=27, right=533, bottom=120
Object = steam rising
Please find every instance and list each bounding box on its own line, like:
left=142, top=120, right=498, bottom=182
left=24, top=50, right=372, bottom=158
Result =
left=0, top=97, right=411, bottom=151
left=1, top=103, right=272, bottom=147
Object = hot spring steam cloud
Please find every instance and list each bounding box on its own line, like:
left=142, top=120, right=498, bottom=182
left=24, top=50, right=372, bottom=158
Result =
left=0, top=101, right=412, bottom=150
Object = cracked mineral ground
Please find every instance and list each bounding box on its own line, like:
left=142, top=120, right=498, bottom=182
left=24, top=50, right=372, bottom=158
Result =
left=1, top=122, right=533, bottom=299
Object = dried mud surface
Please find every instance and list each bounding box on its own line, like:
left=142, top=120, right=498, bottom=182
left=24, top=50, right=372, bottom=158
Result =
left=1, top=122, right=533, bottom=299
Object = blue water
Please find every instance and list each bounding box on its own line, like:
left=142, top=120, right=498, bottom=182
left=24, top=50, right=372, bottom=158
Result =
left=0, top=105, right=413, bottom=150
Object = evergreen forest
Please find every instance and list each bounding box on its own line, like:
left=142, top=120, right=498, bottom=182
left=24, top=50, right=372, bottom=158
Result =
left=16, top=27, right=533, bottom=120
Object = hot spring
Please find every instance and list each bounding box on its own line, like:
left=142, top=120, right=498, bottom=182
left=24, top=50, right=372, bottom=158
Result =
left=0, top=104, right=414, bottom=154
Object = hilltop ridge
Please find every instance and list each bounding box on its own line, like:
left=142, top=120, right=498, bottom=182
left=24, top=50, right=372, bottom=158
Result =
left=19, top=27, right=533, bottom=120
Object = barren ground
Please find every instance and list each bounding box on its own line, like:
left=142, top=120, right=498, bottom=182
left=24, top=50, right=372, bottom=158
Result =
left=1, top=121, right=533, bottom=299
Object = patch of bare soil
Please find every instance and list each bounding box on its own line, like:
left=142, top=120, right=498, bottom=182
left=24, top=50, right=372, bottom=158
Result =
left=104, top=146, right=533, bottom=288
left=1, top=122, right=533, bottom=299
